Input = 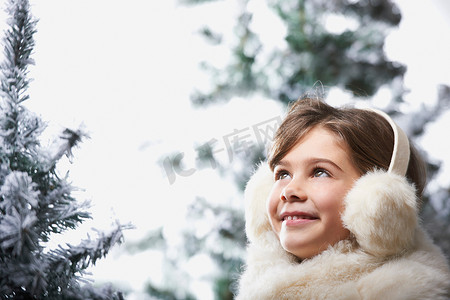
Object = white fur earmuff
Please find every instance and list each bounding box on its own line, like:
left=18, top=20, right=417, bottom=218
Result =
left=341, top=108, right=418, bottom=257
left=342, top=170, right=418, bottom=257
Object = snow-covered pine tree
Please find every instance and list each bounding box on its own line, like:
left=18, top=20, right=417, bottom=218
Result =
left=0, top=0, right=127, bottom=299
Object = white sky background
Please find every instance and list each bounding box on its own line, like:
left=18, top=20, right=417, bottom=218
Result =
left=1, top=0, right=450, bottom=298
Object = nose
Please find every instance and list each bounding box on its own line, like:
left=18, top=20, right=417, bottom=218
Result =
left=281, top=179, right=307, bottom=202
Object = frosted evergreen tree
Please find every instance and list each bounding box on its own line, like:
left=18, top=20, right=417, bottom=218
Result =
left=0, top=0, right=127, bottom=299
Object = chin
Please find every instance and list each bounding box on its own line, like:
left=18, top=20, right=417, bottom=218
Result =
left=284, top=247, right=315, bottom=260
left=280, top=238, right=316, bottom=259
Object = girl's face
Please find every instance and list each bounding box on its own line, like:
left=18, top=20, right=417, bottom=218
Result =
left=267, top=126, right=361, bottom=259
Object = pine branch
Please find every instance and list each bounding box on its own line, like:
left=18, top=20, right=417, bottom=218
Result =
left=1, top=0, right=36, bottom=102
left=45, top=224, right=130, bottom=299
left=0, top=0, right=42, bottom=153
left=0, top=172, right=41, bottom=258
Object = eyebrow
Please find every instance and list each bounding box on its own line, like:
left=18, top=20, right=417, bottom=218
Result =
left=275, top=158, right=344, bottom=172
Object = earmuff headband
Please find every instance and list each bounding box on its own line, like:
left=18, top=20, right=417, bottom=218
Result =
left=368, top=109, right=410, bottom=176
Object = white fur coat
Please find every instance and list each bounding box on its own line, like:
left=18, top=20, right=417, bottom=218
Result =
left=236, top=163, right=450, bottom=300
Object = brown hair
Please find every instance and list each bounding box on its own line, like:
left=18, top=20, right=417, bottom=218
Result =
left=268, top=97, right=427, bottom=198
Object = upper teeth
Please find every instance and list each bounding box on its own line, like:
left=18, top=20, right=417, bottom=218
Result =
left=284, top=215, right=314, bottom=221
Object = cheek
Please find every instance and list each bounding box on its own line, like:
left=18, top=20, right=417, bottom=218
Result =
left=314, top=185, right=349, bottom=216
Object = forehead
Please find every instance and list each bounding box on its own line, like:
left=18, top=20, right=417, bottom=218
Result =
left=280, top=126, right=351, bottom=165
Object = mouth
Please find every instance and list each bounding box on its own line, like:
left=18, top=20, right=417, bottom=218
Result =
left=280, top=212, right=319, bottom=222
left=282, top=215, right=317, bottom=221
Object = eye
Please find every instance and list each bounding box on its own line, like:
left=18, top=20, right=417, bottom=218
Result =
left=275, top=169, right=291, bottom=180
left=313, top=168, right=330, bottom=178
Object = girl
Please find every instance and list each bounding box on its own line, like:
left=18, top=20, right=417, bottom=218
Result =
left=236, top=98, right=450, bottom=299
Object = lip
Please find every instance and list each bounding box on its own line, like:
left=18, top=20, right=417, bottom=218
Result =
left=279, top=211, right=319, bottom=227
